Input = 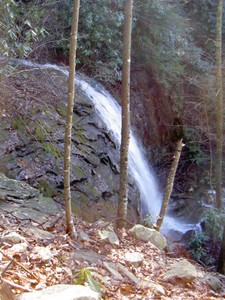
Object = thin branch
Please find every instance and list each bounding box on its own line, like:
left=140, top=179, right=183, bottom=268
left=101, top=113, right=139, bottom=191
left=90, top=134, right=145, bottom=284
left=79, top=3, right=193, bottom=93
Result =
left=1, top=278, right=32, bottom=292
left=0, top=250, right=39, bottom=281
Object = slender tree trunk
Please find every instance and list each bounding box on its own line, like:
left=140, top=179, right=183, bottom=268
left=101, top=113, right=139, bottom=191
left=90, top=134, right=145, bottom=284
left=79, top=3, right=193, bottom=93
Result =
left=156, top=139, right=183, bottom=231
left=218, top=224, right=225, bottom=274
left=64, top=0, right=80, bottom=237
left=215, top=0, right=223, bottom=210
left=215, top=0, right=224, bottom=274
left=117, top=0, right=133, bottom=229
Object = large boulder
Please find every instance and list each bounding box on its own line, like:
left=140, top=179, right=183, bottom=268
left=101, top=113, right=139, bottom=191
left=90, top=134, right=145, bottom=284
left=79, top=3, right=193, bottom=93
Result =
left=0, top=172, right=60, bottom=228
left=129, top=224, right=167, bottom=250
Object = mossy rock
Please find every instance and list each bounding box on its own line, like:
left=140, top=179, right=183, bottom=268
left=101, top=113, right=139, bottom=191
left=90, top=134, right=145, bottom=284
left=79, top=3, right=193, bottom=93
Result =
left=42, top=143, right=62, bottom=159
left=75, top=130, right=88, bottom=144
left=72, top=165, right=87, bottom=181
left=23, top=196, right=59, bottom=215
left=71, top=191, right=89, bottom=204
left=38, top=179, right=58, bottom=198
left=84, top=183, right=100, bottom=197
left=11, top=116, right=26, bottom=131
left=37, top=196, right=59, bottom=215
left=57, top=105, right=67, bottom=118
left=71, top=200, right=99, bottom=223
left=0, top=128, right=8, bottom=143
left=34, top=123, right=47, bottom=143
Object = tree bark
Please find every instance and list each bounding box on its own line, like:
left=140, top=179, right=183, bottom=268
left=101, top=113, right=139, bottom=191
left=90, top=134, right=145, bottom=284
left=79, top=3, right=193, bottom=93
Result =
left=218, top=224, right=225, bottom=274
left=215, top=0, right=223, bottom=210
left=64, top=0, right=80, bottom=237
left=117, top=0, right=133, bottom=229
left=156, top=139, right=183, bottom=231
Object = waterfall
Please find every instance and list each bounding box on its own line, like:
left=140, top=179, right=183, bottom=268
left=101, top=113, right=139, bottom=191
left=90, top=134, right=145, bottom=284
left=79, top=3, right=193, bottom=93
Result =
left=76, top=77, right=162, bottom=219
left=75, top=77, right=163, bottom=218
left=13, top=60, right=197, bottom=233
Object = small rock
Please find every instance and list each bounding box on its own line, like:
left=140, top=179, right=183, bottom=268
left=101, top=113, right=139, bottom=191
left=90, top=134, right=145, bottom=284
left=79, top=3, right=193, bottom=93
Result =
left=73, top=250, right=103, bottom=264
left=206, top=275, right=222, bottom=293
left=94, top=219, right=110, bottom=229
left=117, top=263, right=139, bottom=283
left=78, top=231, right=92, bottom=242
left=138, top=280, right=165, bottom=295
left=2, top=232, right=27, bottom=244
left=97, top=227, right=119, bottom=246
left=103, top=262, right=123, bottom=280
left=167, top=242, right=188, bottom=257
left=26, top=226, right=55, bottom=241
left=10, top=242, right=28, bottom=253
left=124, top=252, right=144, bottom=267
left=164, top=259, right=198, bottom=283
left=129, top=224, right=167, bottom=250
left=17, top=284, right=100, bottom=300
left=31, top=246, right=53, bottom=263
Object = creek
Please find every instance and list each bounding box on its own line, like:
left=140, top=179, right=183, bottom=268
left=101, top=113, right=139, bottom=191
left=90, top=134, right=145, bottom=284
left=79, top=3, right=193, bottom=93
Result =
left=12, top=59, right=199, bottom=234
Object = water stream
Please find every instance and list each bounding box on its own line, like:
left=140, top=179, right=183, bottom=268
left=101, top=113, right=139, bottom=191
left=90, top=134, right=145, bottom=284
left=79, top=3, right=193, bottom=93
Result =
left=14, top=60, right=198, bottom=233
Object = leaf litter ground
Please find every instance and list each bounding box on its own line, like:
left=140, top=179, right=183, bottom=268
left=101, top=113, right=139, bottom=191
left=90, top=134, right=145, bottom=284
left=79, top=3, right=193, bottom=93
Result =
left=0, top=209, right=225, bottom=299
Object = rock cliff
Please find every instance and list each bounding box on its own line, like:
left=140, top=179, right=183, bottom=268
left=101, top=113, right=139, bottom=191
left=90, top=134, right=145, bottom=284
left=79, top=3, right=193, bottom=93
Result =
left=0, top=61, right=139, bottom=222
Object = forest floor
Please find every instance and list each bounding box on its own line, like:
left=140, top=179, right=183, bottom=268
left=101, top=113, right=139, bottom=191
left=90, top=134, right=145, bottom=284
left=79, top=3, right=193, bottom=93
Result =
left=0, top=207, right=225, bottom=300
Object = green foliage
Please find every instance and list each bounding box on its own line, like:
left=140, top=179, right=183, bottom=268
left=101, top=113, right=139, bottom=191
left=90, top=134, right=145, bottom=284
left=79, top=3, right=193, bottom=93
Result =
left=127, top=0, right=211, bottom=122
left=0, top=0, right=47, bottom=58
left=188, top=232, right=211, bottom=263
left=183, top=128, right=209, bottom=165
left=182, top=0, right=225, bottom=53
left=72, top=267, right=108, bottom=296
left=185, top=141, right=208, bottom=165
left=39, top=0, right=124, bottom=83
left=133, top=1, right=196, bottom=88
left=78, top=1, right=124, bottom=67
left=203, top=208, right=225, bottom=242
left=1, top=0, right=208, bottom=90
left=51, top=0, right=198, bottom=89
left=189, top=208, right=225, bottom=266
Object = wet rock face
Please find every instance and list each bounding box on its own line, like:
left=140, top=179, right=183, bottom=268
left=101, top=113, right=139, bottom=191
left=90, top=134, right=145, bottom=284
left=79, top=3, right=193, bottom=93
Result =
left=130, top=65, right=175, bottom=154
left=0, top=64, right=140, bottom=222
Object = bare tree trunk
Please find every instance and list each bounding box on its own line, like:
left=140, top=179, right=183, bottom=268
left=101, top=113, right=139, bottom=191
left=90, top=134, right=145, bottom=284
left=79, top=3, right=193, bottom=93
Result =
left=156, top=139, right=183, bottom=231
left=64, top=0, right=80, bottom=237
left=215, top=0, right=223, bottom=210
left=216, top=0, right=224, bottom=273
left=117, top=0, right=133, bottom=229
left=218, top=224, right=225, bottom=274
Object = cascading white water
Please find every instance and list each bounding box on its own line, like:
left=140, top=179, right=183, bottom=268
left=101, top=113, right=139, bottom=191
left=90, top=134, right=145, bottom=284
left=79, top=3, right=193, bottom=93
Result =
left=76, top=78, right=163, bottom=218
left=13, top=60, right=199, bottom=232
